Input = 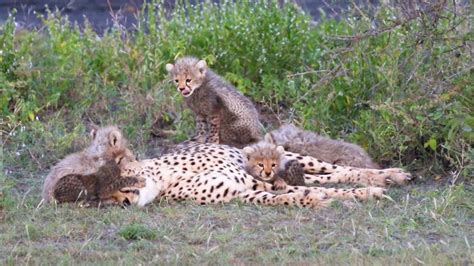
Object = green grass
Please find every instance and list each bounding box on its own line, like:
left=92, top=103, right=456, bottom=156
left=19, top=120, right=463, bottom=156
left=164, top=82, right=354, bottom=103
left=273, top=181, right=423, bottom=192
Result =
left=118, top=223, right=158, bottom=240
left=0, top=0, right=473, bottom=264
left=1, top=185, right=472, bottom=264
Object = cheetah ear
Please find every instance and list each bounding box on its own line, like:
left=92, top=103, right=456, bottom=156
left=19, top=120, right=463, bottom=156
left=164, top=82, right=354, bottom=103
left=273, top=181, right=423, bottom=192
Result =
left=90, top=125, right=99, bottom=140
left=165, top=63, right=174, bottom=73
left=264, top=133, right=276, bottom=145
left=115, top=155, right=124, bottom=165
left=276, top=145, right=285, bottom=155
left=125, top=149, right=137, bottom=161
left=242, top=146, right=254, bottom=158
left=108, top=129, right=123, bottom=148
left=196, top=60, right=207, bottom=75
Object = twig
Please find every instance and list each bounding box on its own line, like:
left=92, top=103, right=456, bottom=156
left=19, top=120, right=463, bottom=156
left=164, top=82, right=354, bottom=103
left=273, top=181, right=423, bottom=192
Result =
left=286, top=69, right=330, bottom=78
left=107, top=0, right=117, bottom=20
left=28, top=148, right=43, bottom=170
left=35, top=199, right=44, bottom=209
left=290, top=65, right=344, bottom=105
left=323, top=2, right=447, bottom=42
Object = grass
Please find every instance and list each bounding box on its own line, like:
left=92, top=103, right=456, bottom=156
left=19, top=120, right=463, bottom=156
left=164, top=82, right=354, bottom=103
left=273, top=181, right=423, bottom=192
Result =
left=0, top=0, right=472, bottom=264
left=1, top=185, right=472, bottom=264
left=118, top=223, right=158, bottom=240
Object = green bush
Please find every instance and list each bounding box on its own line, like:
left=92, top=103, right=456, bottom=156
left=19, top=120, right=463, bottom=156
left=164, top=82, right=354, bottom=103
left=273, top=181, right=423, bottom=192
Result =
left=0, top=0, right=471, bottom=179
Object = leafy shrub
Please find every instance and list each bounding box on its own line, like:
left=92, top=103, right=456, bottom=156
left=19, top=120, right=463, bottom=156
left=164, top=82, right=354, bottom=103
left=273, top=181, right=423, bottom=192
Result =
left=0, top=0, right=471, bottom=179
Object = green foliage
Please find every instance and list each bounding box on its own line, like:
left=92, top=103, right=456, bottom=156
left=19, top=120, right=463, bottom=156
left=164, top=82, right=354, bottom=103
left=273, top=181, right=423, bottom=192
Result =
left=0, top=0, right=471, bottom=178
left=118, top=223, right=158, bottom=240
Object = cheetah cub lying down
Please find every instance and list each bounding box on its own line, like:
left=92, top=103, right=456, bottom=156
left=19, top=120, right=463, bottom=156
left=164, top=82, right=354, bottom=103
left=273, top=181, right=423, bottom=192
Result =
left=166, top=56, right=263, bottom=148
left=119, top=142, right=413, bottom=208
left=42, top=126, right=144, bottom=205
left=53, top=160, right=145, bottom=206
left=269, top=124, right=380, bottom=169
left=243, top=134, right=305, bottom=190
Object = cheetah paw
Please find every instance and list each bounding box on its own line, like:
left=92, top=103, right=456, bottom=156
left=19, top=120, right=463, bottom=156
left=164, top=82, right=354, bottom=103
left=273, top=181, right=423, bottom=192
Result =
left=384, top=168, right=413, bottom=185
left=273, top=179, right=288, bottom=191
left=365, top=187, right=387, bottom=200
left=300, top=190, right=332, bottom=209
left=369, top=168, right=413, bottom=187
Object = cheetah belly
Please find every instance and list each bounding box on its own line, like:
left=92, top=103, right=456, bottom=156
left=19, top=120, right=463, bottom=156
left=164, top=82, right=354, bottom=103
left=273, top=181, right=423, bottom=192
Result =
left=127, top=144, right=249, bottom=206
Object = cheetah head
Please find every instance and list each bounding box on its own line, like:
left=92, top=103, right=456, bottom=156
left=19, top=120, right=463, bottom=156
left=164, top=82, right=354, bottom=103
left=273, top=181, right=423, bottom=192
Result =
left=87, top=125, right=137, bottom=170
left=242, top=143, right=286, bottom=182
left=166, top=56, right=207, bottom=97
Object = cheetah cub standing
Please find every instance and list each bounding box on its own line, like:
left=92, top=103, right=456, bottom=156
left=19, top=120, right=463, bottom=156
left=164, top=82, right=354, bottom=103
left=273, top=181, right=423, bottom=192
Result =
left=243, top=134, right=305, bottom=190
left=166, top=56, right=263, bottom=148
left=269, top=124, right=380, bottom=169
left=53, top=160, right=145, bottom=206
left=41, top=126, right=140, bottom=204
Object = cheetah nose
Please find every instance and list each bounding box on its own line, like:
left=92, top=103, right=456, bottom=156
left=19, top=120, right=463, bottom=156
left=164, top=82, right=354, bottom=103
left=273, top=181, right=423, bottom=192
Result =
left=264, top=172, right=272, bottom=177
left=178, top=87, right=186, bottom=91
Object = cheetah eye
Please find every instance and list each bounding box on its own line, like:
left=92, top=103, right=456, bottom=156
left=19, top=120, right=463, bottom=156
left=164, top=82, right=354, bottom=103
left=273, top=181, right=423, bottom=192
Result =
left=186, top=79, right=192, bottom=83
left=117, top=156, right=123, bottom=164
left=271, top=163, right=276, bottom=167
left=174, top=79, right=178, bottom=83
left=257, top=163, right=264, bottom=168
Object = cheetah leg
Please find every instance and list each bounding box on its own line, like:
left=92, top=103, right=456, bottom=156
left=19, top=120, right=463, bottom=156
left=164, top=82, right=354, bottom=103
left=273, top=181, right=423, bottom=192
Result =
left=286, top=185, right=386, bottom=201
left=237, top=189, right=331, bottom=209
left=190, top=115, right=208, bottom=143
left=252, top=179, right=386, bottom=201
left=284, top=152, right=412, bottom=187
left=272, top=177, right=288, bottom=190
left=162, top=169, right=331, bottom=208
left=207, top=114, right=221, bottom=143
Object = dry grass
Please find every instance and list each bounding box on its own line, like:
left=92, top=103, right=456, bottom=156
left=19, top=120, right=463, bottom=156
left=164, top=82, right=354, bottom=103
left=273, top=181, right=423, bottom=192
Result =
left=1, top=177, right=472, bottom=264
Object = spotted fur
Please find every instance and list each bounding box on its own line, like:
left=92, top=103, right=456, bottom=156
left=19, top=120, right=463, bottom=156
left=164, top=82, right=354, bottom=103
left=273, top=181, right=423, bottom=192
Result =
left=166, top=56, right=263, bottom=148
left=53, top=160, right=145, bottom=206
left=120, top=143, right=412, bottom=208
left=42, top=126, right=139, bottom=203
left=242, top=137, right=305, bottom=190
left=269, top=124, right=380, bottom=169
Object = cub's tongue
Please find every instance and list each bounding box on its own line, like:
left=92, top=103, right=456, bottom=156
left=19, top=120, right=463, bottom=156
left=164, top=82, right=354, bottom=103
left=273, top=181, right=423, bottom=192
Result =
left=182, top=88, right=191, bottom=96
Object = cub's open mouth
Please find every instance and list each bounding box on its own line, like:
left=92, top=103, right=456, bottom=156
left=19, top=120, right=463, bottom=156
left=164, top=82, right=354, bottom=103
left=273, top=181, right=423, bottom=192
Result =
left=180, top=87, right=192, bottom=96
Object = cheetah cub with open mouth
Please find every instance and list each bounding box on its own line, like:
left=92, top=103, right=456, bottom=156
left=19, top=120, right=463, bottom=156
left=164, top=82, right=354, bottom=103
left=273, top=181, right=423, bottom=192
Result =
left=166, top=56, right=263, bottom=148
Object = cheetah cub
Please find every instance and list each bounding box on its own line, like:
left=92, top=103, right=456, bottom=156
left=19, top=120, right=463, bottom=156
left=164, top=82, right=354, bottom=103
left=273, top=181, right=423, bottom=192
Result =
left=42, top=126, right=139, bottom=203
left=53, top=160, right=145, bottom=206
left=166, top=56, right=263, bottom=148
left=269, top=124, right=380, bottom=169
left=243, top=134, right=305, bottom=190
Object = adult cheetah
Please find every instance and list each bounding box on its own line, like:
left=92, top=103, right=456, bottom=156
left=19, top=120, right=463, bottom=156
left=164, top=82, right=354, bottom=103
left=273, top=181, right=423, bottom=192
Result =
left=120, top=142, right=412, bottom=208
